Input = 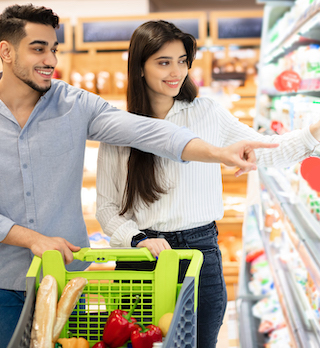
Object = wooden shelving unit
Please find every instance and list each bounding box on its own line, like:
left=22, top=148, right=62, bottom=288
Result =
left=82, top=140, right=100, bottom=235
left=209, top=10, right=263, bottom=47
left=54, top=18, right=73, bottom=84
left=75, top=12, right=207, bottom=51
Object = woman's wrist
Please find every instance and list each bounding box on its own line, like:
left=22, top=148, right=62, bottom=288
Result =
left=310, top=122, right=320, bottom=142
left=131, top=233, right=148, bottom=247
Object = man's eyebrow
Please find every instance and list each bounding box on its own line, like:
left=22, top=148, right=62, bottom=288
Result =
left=29, top=40, right=59, bottom=46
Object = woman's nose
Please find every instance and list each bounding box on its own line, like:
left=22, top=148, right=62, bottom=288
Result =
left=170, top=64, right=181, bottom=77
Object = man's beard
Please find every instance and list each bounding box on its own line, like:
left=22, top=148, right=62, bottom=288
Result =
left=22, top=78, right=51, bottom=93
left=13, top=56, right=52, bottom=93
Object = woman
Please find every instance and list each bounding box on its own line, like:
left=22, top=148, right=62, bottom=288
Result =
left=96, top=21, right=320, bottom=347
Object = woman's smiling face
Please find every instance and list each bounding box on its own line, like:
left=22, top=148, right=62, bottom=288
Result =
left=142, top=40, right=188, bottom=104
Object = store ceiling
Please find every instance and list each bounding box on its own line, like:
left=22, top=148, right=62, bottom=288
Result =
left=150, top=0, right=264, bottom=11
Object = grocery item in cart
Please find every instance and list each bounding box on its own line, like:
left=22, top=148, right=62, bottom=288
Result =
left=53, top=277, right=88, bottom=342
left=30, top=275, right=58, bottom=348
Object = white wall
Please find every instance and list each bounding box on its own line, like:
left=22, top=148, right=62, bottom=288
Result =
left=0, top=1, right=150, bottom=24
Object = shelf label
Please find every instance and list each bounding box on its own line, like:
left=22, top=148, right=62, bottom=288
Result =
left=270, top=120, right=286, bottom=135
left=274, top=70, right=301, bottom=92
left=300, top=157, right=320, bottom=192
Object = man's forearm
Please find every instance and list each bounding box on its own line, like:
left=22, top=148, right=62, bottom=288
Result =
left=181, top=138, right=280, bottom=175
left=2, top=224, right=81, bottom=264
left=181, top=138, right=220, bottom=163
left=1, top=224, right=39, bottom=249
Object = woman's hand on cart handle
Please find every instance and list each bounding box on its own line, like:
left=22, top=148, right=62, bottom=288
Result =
left=2, top=224, right=80, bottom=264
left=137, top=238, right=171, bottom=258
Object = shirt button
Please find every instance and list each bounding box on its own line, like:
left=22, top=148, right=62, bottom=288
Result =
left=23, top=164, right=28, bottom=169
left=26, top=192, right=31, bottom=196
left=29, top=219, right=34, bottom=223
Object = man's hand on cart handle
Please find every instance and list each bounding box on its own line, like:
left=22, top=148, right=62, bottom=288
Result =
left=2, top=224, right=80, bottom=264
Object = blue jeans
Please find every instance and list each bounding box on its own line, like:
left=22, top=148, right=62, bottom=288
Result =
left=143, top=221, right=227, bottom=348
left=0, top=289, right=25, bottom=348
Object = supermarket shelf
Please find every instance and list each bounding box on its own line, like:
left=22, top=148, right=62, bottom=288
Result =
left=252, top=2, right=320, bottom=347
left=259, top=167, right=295, bottom=204
left=100, top=93, right=126, bottom=101
left=83, top=171, right=96, bottom=186
left=216, top=216, right=243, bottom=238
left=237, top=205, right=268, bottom=348
left=259, top=168, right=320, bottom=294
left=86, top=140, right=100, bottom=148
left=237, top=298, right=266, bottom=348
left=84, top=214, right=102, bottom=233
left=212, top=72, right=246, bottom=82
left=260, top=83, right=320, bottom=98
left=238, top=205, right=265, bottom=300
left=239, top=173, right=320, bottom=348
left=242, top=197, right=320, bottom=347
left=260, top=225, right=320, bottom=348
left=265, top=4, right=320, bottom=63
left=281, top=202, right=320, bottom=292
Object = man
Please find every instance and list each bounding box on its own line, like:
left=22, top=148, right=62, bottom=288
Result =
left=0, top=4, right=276, bottom=345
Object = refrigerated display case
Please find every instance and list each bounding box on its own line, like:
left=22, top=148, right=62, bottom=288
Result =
left=239, top=169, right=320, bottom=347
left=238, top=1, right=320, bottom=347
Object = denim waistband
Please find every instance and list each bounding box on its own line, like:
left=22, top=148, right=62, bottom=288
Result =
left=142, top=221, right=217, bottom=240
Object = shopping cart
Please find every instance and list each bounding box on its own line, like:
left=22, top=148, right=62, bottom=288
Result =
left=8, top=247, right=203, bottom=348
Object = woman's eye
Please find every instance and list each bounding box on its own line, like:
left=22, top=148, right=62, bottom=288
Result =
left=159, top=61, right=169, bottom=66
left=179, top=59, right=187, bottom=64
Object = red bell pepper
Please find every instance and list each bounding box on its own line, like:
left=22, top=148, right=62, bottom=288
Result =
left=92, top=341, right=107, bottom=348
left=131, top=323, right=162, bottom=348
left=103, top=296, right=140, bottom=348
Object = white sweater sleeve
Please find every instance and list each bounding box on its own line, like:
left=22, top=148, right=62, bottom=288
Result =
left=211, top=100, right=320, bottom=167
left=95, top=143, right=142, bottom=248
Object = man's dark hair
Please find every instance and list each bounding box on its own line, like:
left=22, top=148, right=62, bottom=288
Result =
left=0, top=4, right=59, bottom=45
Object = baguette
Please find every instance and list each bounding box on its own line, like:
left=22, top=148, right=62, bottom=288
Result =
left=52, top=277, right=88, bottom=342
left=30, top=275, right=58, bottom=348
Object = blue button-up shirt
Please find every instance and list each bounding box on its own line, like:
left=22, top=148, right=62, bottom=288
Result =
left=0, top=79, right=195, bottom=290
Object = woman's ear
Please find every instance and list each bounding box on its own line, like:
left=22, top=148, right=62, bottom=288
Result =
left=141, top=68, right=144, bottom=77
left=0, top=41, right=13, bottom=63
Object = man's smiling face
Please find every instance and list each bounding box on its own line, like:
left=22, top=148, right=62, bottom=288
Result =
left=11, top=22, right=58, bottom=93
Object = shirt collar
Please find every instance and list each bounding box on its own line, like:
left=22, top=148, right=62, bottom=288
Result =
left=166, top=99, right=194, bottom=119
left=41, top=79, right=57, bottom=100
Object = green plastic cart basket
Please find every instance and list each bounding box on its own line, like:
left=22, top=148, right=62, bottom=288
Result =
left=8, top=247, right=203, bottom=348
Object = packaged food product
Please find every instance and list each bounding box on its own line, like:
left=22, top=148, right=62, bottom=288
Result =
left=258, top=310, right=286, bottom=334
left=265, top=208, right=275, bottom=229
left=252, top=291, right=280, bottom=319
left=82, top=72, right=97, bottom=93
left=114, top=72, right=127, bottom=94
left=97, top=71, right=111, bottom=94
left=70, top=71, right=82, bottom=88
left=30, top=275, right=58, bottom=348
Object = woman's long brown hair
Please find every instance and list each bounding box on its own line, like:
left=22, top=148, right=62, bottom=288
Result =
left=120, top=20, right=198, bottom=215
